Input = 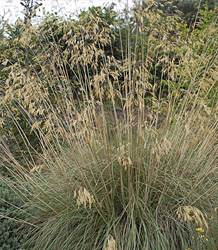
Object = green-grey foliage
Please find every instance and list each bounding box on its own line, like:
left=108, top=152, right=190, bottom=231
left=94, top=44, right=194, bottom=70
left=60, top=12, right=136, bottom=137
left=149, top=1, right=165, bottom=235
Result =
left=0, top=180, right=27, bottom=250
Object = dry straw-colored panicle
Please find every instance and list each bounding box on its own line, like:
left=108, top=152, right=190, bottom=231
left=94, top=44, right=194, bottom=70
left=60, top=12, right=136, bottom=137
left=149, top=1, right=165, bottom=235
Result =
left=117, top=144, right=132, bottom=170
left=104, top=235, right=118, bottom=250
left=176, top=205, right=208, bottom=229
left=74, top=187, right=95, bottom=209
left=29, top=163, right=46, bottom=174
left=151, top=137, right=172, bottom=163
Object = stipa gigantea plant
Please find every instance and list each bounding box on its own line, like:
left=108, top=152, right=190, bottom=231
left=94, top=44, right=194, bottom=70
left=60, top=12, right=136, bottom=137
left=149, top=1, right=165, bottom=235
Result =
left=1, top=1, right=218, bottom=249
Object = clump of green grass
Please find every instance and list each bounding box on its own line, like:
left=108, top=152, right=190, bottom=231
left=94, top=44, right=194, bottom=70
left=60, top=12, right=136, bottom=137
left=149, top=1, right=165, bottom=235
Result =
left=1, top=1, right=218, bottom=249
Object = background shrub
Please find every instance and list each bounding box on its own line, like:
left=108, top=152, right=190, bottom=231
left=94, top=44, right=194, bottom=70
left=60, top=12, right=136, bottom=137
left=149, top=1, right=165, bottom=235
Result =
left=0, top=180, right=27, bottom=250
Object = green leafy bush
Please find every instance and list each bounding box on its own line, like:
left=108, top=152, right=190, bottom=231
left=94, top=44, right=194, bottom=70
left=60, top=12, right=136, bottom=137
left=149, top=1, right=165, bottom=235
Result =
left=0, top=180, right=27, bottom=250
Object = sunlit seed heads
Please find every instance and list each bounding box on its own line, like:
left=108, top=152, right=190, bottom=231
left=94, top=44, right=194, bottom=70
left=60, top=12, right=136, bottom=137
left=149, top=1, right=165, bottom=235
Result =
left=176, top=206, right=208, bottom=229
left=74, top=187, right=95, bottom=209
left=104, top=235, right=118, bottom=250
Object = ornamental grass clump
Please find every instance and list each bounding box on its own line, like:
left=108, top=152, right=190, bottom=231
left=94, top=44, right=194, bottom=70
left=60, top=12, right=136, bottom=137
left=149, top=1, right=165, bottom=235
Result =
left=0, top=1, right=218, bottom=249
